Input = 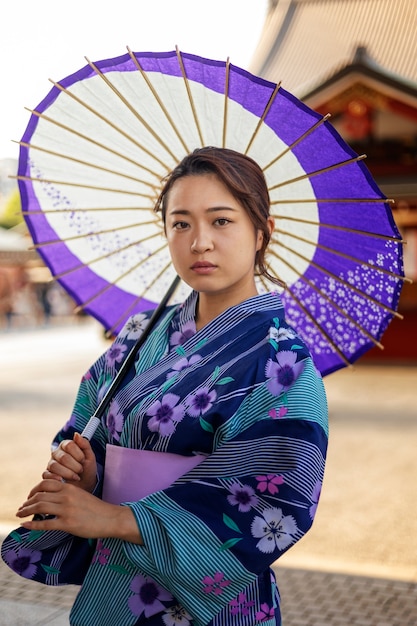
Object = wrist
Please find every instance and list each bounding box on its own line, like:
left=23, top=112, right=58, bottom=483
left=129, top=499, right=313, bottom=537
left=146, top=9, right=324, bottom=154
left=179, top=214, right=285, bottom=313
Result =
left=109, top=505, right=143, bottom=545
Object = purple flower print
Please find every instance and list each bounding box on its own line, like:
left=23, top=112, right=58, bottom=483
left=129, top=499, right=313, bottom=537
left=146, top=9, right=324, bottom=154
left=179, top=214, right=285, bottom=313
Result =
left=106, top=399, right=124, bottom=441
left=229, top=592, right=255, bottom=616
left=62, top=413, right=77, bottom=433
left=251, top=507, right=298, bottom=553
left=186, top=387, right=217, bottom=417
left=265, top=351, right=305, bottom=396
left=256, top=603, right=275, bottom=622
left=170, top=321, right=196, bottom=347
left=147, top=393, right=185, bottom=436
left=256, top=474, right=284, bottom=495
left=3, top=547, right=42, bottom=579
left=128, top=573, right=173, bottom=618
left=120, top=314, right=147, bottom=340
left=227, top=483, right=259, bottom=512
left=202, top=571, right=231, bottom=595
left=309, top=481, right=322, bottom=520
left=92, top=540, right=111, bottom=565
left=105, top=342, right=128, bottom=368
left=162, top=605, right=192, bottom=625
left=167, top=354, right=202, bottom=379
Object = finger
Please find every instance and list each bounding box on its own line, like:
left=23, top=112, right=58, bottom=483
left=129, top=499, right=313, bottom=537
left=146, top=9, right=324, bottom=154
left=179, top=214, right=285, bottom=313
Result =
left=26, top=478, right=64, bottom=500
left=48, top=443, right=84, bottom=480
left=17, top=490, right=62, bottom=519
left=42, top=470, right=71, bottom=481
left=60, top=438, right=86, bottom=463
left=73, top=432, right=95, bottom=464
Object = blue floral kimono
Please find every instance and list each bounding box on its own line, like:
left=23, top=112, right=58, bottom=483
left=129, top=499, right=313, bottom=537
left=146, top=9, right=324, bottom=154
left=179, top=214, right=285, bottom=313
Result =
left=2, top=291, right=328, bottom=626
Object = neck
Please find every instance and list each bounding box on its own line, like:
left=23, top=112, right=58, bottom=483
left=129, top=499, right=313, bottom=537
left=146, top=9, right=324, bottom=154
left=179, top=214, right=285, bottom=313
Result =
left=195, top=287, right=258, bottom=330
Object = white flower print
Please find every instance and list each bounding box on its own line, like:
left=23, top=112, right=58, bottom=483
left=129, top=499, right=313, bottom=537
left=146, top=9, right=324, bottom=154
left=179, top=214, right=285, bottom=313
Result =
left=251, top=507, right=298, bottom=553
left=269, top=326, right=296, bottom=342
left=162, top=604, right=192, bottom=625
left=120, top=314, right=148, bottom=340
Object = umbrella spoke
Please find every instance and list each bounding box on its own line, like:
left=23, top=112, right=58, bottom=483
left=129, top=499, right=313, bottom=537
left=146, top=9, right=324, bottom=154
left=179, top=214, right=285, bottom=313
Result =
left=222, top=58, right=231, bottom=149
left=18, top=141, right=159, bottom=190
left=263, top=114, right=331, bottom=173
left=244, top=83, right=281, bottom=155
left=271, top=213, right=407, bottom=245
left=15, top=174, right=155, bottom=198
left=127, top=46, right=190, bottom=155
left=22, top=205, right=158, bottom=215
left=272, top=238, right=404, bottom=318
left=19, top=110, right=162, bottom=181
left=269, top=155, right=367, bottom=192
left=48, top=78, right=171, bottom=173
left=85, top=56, right=180, bottom=165
left=176, top=47, right=205, bottom=147
left=268, top=250, right=385, bottom=349
left=273, top=229, right=407, bottom=282
left=52, top=238, right=168, bottom=280
left=271, top=197, right=394, bottom=204
left=73, top=244, right=170, bottom=313
left=106, top=260, right=176, bottom=336
left=284, top=284, right=352, bottom=367
left=32, top=219, right=162, bottom=248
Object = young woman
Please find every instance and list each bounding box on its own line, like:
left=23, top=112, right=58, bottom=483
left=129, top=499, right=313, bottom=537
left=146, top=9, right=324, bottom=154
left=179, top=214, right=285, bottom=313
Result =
left=2, top=147, right=328, bottom=626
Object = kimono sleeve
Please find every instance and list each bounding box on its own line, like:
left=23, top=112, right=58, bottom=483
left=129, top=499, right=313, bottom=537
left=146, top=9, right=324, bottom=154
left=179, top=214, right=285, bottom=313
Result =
left=123, top=358, right=328, bottom=625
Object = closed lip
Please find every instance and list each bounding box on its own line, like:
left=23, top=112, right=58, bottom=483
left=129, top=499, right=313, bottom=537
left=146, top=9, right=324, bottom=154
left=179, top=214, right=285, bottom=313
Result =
left=191, top=261, right=216, bottom=269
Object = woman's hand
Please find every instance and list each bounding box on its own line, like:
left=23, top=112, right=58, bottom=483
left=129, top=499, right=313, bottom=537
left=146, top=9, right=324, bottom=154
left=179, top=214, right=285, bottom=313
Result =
left=16, top=479, right=143, bottom=544
left=44, top=432, right=97, bottom=493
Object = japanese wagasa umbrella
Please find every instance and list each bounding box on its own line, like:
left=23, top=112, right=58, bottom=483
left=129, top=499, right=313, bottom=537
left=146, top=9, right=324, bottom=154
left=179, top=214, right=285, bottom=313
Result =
left=17, top=47, right=407, bottom=377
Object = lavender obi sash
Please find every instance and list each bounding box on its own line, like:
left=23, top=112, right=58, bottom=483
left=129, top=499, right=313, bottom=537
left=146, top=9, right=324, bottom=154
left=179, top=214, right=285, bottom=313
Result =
left=102, top=444, right=206, bottom=505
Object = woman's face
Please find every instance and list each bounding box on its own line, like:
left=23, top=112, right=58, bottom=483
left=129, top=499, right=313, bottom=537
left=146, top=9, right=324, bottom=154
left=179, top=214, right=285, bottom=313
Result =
left=165, top=173, right=268, bottom=307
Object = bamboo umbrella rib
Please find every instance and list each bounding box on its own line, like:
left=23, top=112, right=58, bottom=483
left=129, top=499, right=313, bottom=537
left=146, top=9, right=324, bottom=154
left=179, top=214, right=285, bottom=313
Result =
left=285, top=285, right=352, bottom=366
left=48, top=78, right=172, bottom=173
left=31, top=219, right=162, bottom=248
left=244, top=83, right=281, bottom=156
left=85, top=57, right=180, bottom=164
left=271, top=213, right=406, bottom=245
left=271, top=197, right=395, bottom=205
left=268, top=155, right=367, bottom=192
left=21, top=205, right=158, bottom=215
left=266, top=268, right=353, bottom=365
left=106, top=260, right=175, bottom=336
left=263, top=114, right=331, bottom=173
left=126, top=46, right=190, bottom=155
left=19, top=111, right=163, bottom=181
left=18, top=141, right=158, bottom=190
left=222, top=58, right=230, bottom=149
left=15, top=175, right=155, bottom=198
left=274, top=229, right=407, bottom=282
left=52, top=239, right=169, bottom=280
left=273, top=238, right=403, bottom=318
left=268, top=249, right=384, bottom=349
left=175, top=47, right=205, bottom=147
left=73, top=243, right=170, bottom=313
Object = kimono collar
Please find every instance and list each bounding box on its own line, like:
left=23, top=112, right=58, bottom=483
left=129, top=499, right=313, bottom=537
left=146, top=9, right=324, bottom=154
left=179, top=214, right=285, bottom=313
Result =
left=174, top=290, right=285, bottom=337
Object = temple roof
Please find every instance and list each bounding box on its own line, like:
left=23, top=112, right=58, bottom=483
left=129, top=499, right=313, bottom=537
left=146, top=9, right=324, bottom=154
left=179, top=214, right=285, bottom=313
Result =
left=250, top=0, right=417, bottom=96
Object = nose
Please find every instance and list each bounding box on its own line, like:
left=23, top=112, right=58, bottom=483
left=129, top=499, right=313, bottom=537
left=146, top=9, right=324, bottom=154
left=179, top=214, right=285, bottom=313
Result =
left=191, top=228, right=214, bottom=254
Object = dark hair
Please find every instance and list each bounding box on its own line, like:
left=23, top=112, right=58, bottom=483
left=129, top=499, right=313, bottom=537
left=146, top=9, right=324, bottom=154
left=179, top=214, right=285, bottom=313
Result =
left=154, top=147, right=284, bottom=287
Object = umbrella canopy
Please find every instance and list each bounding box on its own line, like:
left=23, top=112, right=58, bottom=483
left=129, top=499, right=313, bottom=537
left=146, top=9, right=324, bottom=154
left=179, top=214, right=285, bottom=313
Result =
left=17, top=48, right=407, bottom=376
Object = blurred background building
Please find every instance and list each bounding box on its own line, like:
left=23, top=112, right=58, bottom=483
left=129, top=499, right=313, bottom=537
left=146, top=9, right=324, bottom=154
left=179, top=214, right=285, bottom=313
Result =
left=250, top=0, right=417, bottom=361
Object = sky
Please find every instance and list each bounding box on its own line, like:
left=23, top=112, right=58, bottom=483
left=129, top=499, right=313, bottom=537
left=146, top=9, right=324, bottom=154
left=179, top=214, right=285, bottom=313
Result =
left=0, top=0, right=268, bottom=160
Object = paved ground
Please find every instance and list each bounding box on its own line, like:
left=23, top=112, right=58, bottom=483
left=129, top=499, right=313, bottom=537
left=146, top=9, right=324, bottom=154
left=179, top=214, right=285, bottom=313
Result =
left=0, top=321, right=416, bottom=625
